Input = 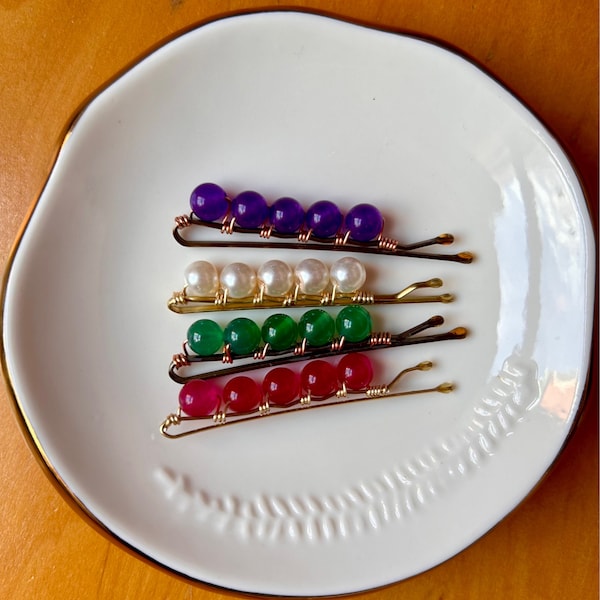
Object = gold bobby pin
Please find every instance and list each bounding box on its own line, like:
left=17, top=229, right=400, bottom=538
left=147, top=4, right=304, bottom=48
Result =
left=174, top=183, right=474, bottom=264
left=168, top=257, right=454, bottom=313
left=160, top=357, right=454, bottom=439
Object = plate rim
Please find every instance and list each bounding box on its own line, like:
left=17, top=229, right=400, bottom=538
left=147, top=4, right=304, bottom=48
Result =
left=1, top=9, right=596, bottom=597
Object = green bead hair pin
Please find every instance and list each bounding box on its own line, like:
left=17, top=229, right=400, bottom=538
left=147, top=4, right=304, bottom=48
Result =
left=169, top=311, right=467, bottom=384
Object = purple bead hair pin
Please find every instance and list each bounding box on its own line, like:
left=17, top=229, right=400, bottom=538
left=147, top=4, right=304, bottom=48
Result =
left=173, top=183, right=474, bottom=264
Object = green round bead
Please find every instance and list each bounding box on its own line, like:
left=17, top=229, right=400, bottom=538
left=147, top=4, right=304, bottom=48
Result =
left=298, top=309, right=335, bottom=347
left=187, top=319, right=224, bottom=356
left=223, top=317, right=261, bottom=355
left=261, top=313, right=298, bottom=351
left=336, top=305, right=372, bottom=342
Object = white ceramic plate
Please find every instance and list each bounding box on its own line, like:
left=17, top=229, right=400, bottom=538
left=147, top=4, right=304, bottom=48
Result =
left=2, top=11, right=594, bottom=596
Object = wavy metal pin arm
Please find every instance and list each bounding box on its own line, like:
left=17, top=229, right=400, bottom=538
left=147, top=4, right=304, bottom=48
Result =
left=160, top=360, right=455, bottom=439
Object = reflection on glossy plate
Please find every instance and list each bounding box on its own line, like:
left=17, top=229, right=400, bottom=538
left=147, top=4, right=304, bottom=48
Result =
left=1, top=11, right=594, bottom=597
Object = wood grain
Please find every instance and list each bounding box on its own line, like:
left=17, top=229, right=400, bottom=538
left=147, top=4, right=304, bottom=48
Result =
left=0, top=2, right=597, bottom=599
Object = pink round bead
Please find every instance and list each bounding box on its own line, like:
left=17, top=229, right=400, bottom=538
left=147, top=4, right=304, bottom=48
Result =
left=178, top=379, right=222, bottom=417
left=300, top=360, right=337, bottom=398
left=262, top=367, right=300, bottom=406
left=224, top=376, right=262, bottom=413
left=336, top=353, right=373, bottom=391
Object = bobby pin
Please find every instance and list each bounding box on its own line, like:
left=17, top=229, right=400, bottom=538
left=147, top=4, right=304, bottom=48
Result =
left=161, top=355, right=454, bottom=438
left=173, top=183, right=474, bottom=264
left=169, top=312, right=467, bottom=383
left=168, top=257, right=454, bottom=313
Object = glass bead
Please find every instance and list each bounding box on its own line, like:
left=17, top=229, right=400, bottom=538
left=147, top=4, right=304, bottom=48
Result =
left=223, top=317, right=261, bottom=355
left=187, top=319, right=224, bottom=356
left=336, top=353, right=373, bottom=390
left=344, top=203, right=384, bottom=242
left=336, top=305, right=372, bottom=343
left=300, top=360, right=337, bottom=398
left=231, top=190, right=268, bottom=228
left=189, top=183, right=229, bottom=222
left=270, top=197, right=305, bottom=233
left=224, top=376, right=262, bottom=413
left=298, top=309, right=335, bottom=347
left=305, top=200, right=343, bottom=238
left=261, top=313, right=298, bottom=351
left=262, top=367, right=300, bottom=406
left=178, top=379, right=222, bottom=417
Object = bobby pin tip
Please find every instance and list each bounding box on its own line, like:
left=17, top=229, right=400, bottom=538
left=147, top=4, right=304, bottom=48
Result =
left=449, top=326, right=468, bottom=338
left=426, top=278, right=443, bottom=288
left=436, top=233, right=454, bottom=245
left=438, top=382, right=455, bottom=393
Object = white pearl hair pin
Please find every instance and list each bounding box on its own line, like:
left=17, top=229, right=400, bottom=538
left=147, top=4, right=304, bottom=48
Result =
left=168, top=258, right=455, bottom=313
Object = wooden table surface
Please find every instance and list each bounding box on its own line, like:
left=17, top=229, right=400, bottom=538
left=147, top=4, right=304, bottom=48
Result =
left=0, top=2, right=597, bottom=599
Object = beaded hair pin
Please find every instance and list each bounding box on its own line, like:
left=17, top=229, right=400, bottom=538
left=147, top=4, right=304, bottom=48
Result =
left=170, top=311, right=467, bottom=384
left=160, top=355, right=454, bottom=438
left=168, top=257, right=454, bottom=313
left=173, top=183, right=474, bottom=264
left=162, top=183, right=471, bottom=438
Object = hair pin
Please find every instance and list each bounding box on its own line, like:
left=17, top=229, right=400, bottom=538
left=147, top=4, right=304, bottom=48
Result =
left=170, top=311, right=467, bottom=383
left=173, top=183, right=474, bottom=264
left=168, top=257, right=454, bottom=313
left=160, top=355, right=454, bottom=438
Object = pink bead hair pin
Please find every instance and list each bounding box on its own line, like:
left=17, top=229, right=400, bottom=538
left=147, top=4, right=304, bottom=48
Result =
left=160, top=355, right=454, bottom=439
left=168, top=257, right=454, bottom=313
left=173, top=183, right=474, bottom=264
left=169, top=311, right=467, bottom=384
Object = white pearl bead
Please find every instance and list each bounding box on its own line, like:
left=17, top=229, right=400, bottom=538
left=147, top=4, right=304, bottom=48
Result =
left=257, top=260, right=294, bottom=296
left=184, top=260, right=219, bottom=296
left=294, top=258, right=330, bottom=295
left=220, top=262, right=257, bottom=298
left=330, top=257, right=367, bottom=293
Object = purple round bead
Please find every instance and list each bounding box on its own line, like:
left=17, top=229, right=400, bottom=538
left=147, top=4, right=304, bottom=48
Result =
left=190, top=183, right=229, bottom=222
left=231, top=191, right=269, bottom=228
left=345, top=203, right=384, bottom=242
left=270, top=197, right=305, bottom=234
left=306, top=200, right=343, bottom=238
